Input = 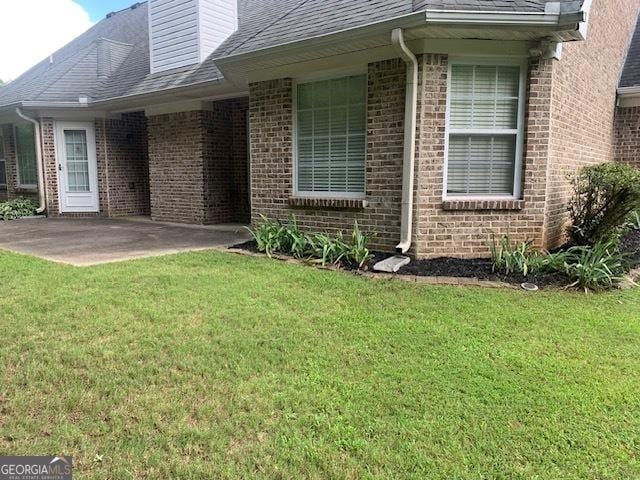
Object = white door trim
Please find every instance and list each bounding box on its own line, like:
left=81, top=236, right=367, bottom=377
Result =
left=55, top=121, right=99, bottom=213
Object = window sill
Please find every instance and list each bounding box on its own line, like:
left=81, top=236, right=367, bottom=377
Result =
left=288, top=197, right=368, bottom=210
left=15, top=187, right=38, bottom=193
left=442, top=199, right=525, bottom=211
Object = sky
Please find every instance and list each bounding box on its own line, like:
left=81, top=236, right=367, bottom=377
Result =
left=0, top=0, right=138, bottom=82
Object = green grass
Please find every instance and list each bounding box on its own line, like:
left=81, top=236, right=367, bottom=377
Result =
left=0, top=249, right=639, bottom=479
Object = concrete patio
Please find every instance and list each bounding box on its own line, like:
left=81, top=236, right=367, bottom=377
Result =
left=0, top=217, right=251, bottom=266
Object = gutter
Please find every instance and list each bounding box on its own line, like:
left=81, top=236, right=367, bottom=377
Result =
left=391, top=28, right=418, bottom=255
left=618, top=86, right=640, bottom=96
left=15, top=108, right=46, bottom=214
left=423, top=9, right=584, bottom=27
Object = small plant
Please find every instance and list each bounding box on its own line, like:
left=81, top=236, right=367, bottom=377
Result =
left=247, top=216, right=375, bottom=270
left=347, top=222, right=374, bottom=268
left=490, top=235, right=543, bottom=276
left=628, top=211, right=640, bottom=231
left=568, top=163, right=640, bottom=246
left=245, top=215, right=284, bottom=257
left=308, top=233, right=349, bottom=266
left=559, top=241, right=630, bottom=292
left=0, top=198, right=38, bottom=221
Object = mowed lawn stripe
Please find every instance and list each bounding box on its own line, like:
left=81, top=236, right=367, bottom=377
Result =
left=0, top=250, right=638, bottom=479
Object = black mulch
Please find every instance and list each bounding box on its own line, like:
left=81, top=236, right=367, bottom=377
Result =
left=396, top=256, right=568, bottom=286
left=231, top=229, right=640, bottom=288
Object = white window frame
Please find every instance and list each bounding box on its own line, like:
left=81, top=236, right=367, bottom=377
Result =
left=442, top=57, right=528, bottom=201
left=14, top=124, right=38, bottom=190
left=0, top=134, right=6, bottom=188
left=292, top=68, right=368, bottom=200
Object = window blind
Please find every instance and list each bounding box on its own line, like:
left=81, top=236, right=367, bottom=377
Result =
left=447, top=65, right=521, bottom=196
left=15, top=124, right=38, bottom=187
left=296, top=75, right=366, bottom=195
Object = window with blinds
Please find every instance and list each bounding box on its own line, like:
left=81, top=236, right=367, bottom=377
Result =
left=0, top=136, right=6, bottom=187
left=446, top=64, right=523, bottom=197
left=296, top=75, right=366, bottom=196
left=15, top=124, right=38, bottom=187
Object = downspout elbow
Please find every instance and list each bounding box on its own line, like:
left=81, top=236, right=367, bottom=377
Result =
left=15, top=108, right=46, bottom=215
left=391, top=28, right=418, bottom=255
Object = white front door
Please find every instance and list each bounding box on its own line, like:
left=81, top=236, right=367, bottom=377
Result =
left=55, top=122, right=99, bottom=213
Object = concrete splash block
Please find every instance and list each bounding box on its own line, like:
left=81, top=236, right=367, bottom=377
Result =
left=373, top=255, right=411, bottom=273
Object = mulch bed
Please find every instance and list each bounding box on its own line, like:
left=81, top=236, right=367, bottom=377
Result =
left=231, top=229, right=640, bottom=289
left=395, top=256, right=568, bottom=287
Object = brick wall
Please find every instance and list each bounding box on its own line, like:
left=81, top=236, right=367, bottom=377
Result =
left=412, top=56, right=550, bottom=258
left=230, top=98, right=250, bottom=223
left=95, top=112, right=150, bottom=216
left=249, top=57, right=553, bottom=257
left=203, top=104, right=234, bottom=223
left=543, top=0, right=640, bottom=247
left=615, top=106, right=640, bottom=168
left=148, top=101, right=248, bottom=224
left=249, top=60, right=406, bottom=252
left=148, top=111, right=207, bottom=223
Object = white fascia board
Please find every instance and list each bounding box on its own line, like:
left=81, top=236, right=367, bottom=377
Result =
left=617, top=86, right=640, bottom=108
left=577, top=0, right=594, bottom=40
left=618, top=86, right=640, bottom=96
left=424, top=9, right=585, bottom=28
left=424, top=9, right=565, bottom=26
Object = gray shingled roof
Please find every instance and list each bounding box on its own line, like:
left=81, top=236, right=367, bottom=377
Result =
left=620, top=14, right=640, bottom=88
left=0, top=0, right=584, bottom=108
left=215, top=0, right=584, bottom=58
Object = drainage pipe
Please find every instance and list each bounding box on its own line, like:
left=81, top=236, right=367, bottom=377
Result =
left=15, top=108, right=46, bottom=214
left=391, top=28, right=418, bottom=254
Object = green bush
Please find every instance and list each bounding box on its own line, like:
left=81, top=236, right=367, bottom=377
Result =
left=559, top=241, right=630, bottom=292
left=568, top=163, right=640, bottom=246
left=246, top=216, right=374, bottom=268
left=0, top=198, right=38, bottom=221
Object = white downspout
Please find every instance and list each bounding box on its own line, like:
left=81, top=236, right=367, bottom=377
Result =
left=391, top=28, right=418, bottom=254
left=15, top=108, right=46, bottom=214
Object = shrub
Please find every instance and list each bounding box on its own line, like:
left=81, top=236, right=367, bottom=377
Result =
left=559, top=241, right=630, bottom=292
left=568, top=163, right=640, bottom=246
left=0, top=198, right=38, bottom=221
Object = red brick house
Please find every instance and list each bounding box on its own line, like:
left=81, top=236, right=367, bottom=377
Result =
left=0, top=0, right=638, bottom=258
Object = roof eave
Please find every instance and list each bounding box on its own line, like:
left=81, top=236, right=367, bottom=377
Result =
left=214, top=9, right=586, bottom=67
left=617, top=86, right=640, bottom=107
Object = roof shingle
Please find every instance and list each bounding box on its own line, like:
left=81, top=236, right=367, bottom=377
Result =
left=0, top=0, right=585, bottom=107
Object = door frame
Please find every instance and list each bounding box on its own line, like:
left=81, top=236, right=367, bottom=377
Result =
left=55, top=121, right=99, bottom=213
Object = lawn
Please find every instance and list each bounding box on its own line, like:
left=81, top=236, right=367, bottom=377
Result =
left=0, top=250, right=639, bottom=479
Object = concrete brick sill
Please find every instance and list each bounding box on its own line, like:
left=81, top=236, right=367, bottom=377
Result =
left=442, top=199, right=525, bottom=211
left=288, top=197, right=368, bottom=210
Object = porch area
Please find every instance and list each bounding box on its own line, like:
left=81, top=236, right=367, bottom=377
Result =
left=0, top=217, right=250, bottom=266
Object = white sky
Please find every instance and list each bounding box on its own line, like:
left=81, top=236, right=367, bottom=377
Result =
left=0, top=0, right=94, bottom=82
